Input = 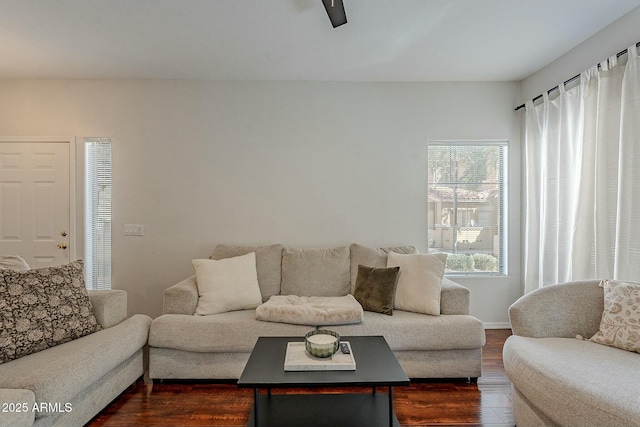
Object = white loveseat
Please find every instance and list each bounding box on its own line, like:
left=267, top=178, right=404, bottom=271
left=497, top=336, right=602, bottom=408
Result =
left=149, top=244, right=486, bottom=381
left=503, top=280, right=640, bottom=427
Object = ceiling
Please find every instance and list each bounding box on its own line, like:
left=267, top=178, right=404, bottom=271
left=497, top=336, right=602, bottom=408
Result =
left=1, top=0, right=639, bottom=81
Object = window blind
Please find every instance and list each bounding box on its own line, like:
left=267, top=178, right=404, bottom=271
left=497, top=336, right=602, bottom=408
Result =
left=427, top=141, right=507, bottom=275
left=85, top=139, right=112, bottom=290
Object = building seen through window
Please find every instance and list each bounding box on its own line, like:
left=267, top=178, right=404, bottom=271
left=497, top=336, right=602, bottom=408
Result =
left=427, top=141, right=507, bottom=275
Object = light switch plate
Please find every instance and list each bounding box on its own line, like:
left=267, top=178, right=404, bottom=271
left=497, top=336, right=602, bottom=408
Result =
left=124, top=224, right=144, bottom=236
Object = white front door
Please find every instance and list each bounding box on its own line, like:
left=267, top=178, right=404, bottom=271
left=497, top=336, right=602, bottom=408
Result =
left=0, top=139, right=73, bottom=268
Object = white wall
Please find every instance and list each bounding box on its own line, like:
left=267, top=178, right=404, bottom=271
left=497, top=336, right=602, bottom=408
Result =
left=521, top=5, right=640, bottom=101
left=0, top=79, right=521, bottom=323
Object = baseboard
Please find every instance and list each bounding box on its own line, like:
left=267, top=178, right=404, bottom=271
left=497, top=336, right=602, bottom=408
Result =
left=483, top=322, right=511, bottom=329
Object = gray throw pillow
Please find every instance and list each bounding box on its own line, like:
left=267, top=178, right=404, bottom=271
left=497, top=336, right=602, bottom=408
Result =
left=353, top=265, right=400, bottom=316
left=0, top=260, right=101, bottom=364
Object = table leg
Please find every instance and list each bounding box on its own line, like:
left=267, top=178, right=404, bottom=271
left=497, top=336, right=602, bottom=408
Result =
left=388, top=386, right=393, bottom=427
left=254, top=388, right=259, bottom=427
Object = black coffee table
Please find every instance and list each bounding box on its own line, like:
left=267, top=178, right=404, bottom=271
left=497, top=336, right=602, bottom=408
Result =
left=237, top=335, right=410, bottom=427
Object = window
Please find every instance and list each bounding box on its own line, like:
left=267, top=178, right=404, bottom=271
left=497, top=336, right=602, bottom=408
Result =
left=85, top=139, right=112, bottom=290
left=427, top=141, right=507, bottom=275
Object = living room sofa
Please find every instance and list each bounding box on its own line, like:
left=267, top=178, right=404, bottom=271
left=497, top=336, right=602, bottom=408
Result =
left=149, top=244, right=486, bottom=380
left=0, top=290, right=152, bottom=427
left=503, top=280, right=640, bottom=427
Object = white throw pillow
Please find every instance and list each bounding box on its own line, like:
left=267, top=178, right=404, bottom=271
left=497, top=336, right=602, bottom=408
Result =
left=387, top=252, right=447, bottom=316
left=193, top=252, right=262, bottom=315
left=0, top=255, right=30, bottom=270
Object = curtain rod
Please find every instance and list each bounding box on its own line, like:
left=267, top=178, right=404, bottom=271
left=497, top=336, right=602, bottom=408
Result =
left=515, top=41, right=640, bottom=111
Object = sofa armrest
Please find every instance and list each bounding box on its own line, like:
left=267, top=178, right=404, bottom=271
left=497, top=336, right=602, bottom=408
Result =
left=440, top=277, right=470, bottom=315
left=163, top=275, right=198, bottom=315
left=89, top=290, right=127, bottom=329
left=0, top=389, right=35, bottom=427
left=509, top=280, right=604, bottom=338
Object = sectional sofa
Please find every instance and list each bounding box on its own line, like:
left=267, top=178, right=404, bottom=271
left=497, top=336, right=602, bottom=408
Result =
left=149, top=243, right=486, bottom=380
left=0, top=289, right=151, bottom=427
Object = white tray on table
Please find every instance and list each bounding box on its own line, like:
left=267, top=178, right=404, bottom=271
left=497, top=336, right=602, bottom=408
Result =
left=284, top=341, right=355, bottom=371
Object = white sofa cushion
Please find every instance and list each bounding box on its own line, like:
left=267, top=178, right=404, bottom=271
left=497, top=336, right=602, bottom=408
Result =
left=281, top=247, right=350, bottom=297
left=150, top=311, right=312, bottom=353
left=327, top=310, right=485, bottom=351
left=0, top=255, right=30, bottom=270
left=193, top=253, right=263, bottom=315
left=387, top=252, right=447, bottom=316
left=149, top=310, right=484, bottom=354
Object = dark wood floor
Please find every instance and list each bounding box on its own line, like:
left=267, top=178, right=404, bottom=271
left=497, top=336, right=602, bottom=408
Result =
left=88, top=329, right=513, bottom=427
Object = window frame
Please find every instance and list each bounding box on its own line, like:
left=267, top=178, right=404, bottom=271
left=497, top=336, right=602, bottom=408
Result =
left=427, top=139, right=508, bottom=277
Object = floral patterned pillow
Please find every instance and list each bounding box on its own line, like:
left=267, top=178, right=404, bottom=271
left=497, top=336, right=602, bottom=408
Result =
left=0, top=260, right=102, bottom=363
left=588, top=279, right=640, bottom=353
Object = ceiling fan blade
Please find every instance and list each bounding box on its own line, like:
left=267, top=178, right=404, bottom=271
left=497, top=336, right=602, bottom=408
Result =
left=322, top=0, right=347, bottom=28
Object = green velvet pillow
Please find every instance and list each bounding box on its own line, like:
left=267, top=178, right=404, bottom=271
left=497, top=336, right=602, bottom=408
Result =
left=353, top=265, right=400, bottom=316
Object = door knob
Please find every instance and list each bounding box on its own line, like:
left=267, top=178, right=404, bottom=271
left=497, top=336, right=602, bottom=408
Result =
left=57, top=243, right=68, bottom=249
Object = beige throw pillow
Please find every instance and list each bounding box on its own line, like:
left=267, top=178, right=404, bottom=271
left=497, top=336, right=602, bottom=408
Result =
left=588, top=279, right=640, bottom=353
left=387, top=252, right=447, bottom=316
left=193, top=253, right=262, bottom=316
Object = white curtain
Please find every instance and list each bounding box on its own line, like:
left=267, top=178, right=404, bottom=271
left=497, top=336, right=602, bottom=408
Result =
left=524, top=45, right=640, bottom=293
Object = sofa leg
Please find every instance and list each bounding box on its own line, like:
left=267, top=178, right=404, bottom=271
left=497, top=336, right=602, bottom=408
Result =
left=470, top=377, right=478, bottom=383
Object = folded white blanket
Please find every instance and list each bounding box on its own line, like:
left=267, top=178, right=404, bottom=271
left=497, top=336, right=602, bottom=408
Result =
left=256, top=294, right=364, bottom=326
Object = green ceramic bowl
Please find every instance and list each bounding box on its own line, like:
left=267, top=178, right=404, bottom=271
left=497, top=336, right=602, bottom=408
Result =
left=304, top=329, right=340, bottom=358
